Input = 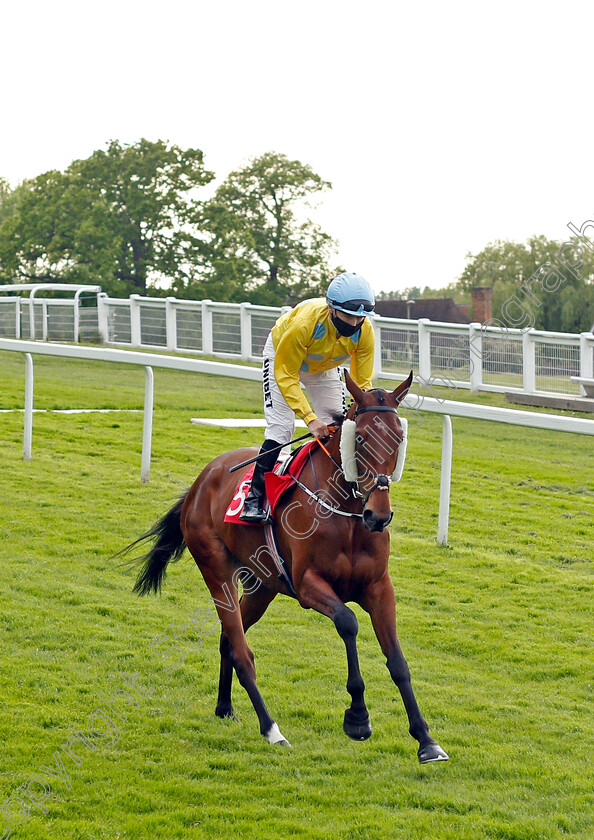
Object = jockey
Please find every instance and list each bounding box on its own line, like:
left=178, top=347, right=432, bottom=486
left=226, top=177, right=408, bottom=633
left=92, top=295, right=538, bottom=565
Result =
left=240, top=272, right=376, bottom=523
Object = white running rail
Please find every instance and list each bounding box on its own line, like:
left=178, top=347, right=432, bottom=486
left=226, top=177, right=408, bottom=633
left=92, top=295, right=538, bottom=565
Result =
left=2, top=338, right=593, bottom=545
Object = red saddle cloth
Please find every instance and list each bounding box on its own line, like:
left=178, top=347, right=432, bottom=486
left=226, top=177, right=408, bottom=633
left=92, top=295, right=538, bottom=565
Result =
left=224, top=441, right=316, bottom=525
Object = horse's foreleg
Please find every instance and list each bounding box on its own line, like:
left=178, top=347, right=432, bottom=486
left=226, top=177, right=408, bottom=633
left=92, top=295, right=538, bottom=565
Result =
left=362, top=576, right=449, bottom=763
left=215, top=586, right=277, bottom=722
left=298, top=568, right=372, bottom=740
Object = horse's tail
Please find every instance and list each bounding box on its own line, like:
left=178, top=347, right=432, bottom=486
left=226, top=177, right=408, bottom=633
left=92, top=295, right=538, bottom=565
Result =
left=119, top=494, right=187, bottom=596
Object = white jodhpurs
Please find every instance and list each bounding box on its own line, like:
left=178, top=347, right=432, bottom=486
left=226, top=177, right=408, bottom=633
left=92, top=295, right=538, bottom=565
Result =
left=262, top=333, right=346, bottom=444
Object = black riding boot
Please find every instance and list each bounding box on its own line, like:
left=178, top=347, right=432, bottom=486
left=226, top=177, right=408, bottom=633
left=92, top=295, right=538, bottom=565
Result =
left=239, top=439, right=282, bottom=523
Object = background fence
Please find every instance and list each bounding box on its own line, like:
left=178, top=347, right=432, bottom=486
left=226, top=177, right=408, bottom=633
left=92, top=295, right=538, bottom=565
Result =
left=1, top=290, right=593, bottom=398
left=2, top=336, right=593, bottom=542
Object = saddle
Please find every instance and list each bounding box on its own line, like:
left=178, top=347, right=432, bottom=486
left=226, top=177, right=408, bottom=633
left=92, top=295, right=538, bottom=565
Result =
left=224, top=443, right=318, bottom=598
left=224, top=441, right=316, bottom=525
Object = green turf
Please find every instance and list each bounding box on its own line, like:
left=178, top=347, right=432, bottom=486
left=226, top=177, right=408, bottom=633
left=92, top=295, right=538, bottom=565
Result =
left=1, top=350, right=593, bottom=840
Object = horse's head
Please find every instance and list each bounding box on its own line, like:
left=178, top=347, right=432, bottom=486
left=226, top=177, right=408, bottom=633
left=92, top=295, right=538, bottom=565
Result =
left=341, top=371, right=412, bottom=532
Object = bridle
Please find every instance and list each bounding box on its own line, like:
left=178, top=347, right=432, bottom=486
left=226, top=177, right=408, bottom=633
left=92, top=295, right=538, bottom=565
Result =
left=285, top=401, right=402, bottom=521
left=351, top=404, right=399, bottom=503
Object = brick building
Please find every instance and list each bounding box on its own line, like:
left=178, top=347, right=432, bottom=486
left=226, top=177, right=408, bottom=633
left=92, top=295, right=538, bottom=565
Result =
left=375, top=287, right=492, bottom=324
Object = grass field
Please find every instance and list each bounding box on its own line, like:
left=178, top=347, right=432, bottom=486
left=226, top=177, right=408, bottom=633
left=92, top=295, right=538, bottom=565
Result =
left=1, top=350, right=593, bottom=840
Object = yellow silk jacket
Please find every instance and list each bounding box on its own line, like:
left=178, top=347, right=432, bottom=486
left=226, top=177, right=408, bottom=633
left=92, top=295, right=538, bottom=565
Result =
left=271, top=298, right=375, bottom=423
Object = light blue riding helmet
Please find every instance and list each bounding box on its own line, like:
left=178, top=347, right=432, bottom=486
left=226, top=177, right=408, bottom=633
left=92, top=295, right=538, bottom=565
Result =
left=326, top=272, right=375, bottom=317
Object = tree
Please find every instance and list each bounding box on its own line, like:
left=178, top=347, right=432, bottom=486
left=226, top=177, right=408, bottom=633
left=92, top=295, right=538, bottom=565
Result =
left=0, top=170, right=116, bottom=286
left=0, top=139, right=214, bottom=295
left=170, top=201, right=256, bottom=302
left=458, top=235, right=594, bottom=332
left=194, top=152, right=337, bottom=305
left=0, top=178, right=13, bottom=225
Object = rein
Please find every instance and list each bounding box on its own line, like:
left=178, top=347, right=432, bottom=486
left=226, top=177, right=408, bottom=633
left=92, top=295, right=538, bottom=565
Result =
left=287, top=472, right=363, bottom=519
left=284, top=429, right=363, bottom=520
left=286, top=404, right=402, bottom=520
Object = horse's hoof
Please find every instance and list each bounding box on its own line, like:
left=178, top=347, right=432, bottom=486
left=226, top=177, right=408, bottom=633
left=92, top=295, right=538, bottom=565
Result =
left=343, top=710, right=372, bottom=741
left=264, top=722, right=291, bottom=747
left=418, top=743, right=449, bottom=763
left=215, top=705, right=238, bottom=721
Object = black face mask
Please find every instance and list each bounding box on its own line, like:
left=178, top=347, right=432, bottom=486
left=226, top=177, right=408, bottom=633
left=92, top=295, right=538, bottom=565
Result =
left=330, top=311, right=364, bottom=337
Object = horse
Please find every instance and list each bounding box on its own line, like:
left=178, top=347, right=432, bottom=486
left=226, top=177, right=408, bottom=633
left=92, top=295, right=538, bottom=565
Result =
left=124, top=371, right=448, bottom=763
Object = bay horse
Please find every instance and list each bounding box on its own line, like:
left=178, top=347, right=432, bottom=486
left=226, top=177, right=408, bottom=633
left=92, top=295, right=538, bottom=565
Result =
left=126, top=371, right=448, bottom=763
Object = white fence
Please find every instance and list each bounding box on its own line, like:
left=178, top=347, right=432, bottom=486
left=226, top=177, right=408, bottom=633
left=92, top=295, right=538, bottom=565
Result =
left=1, top=291, right=594, bottom=398
left=0, top=285, right=101, bottom=343
left=2, top=338, right=594, bottom=545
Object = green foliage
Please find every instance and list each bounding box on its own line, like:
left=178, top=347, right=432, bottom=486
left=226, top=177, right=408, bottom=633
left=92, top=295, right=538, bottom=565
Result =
left=459, top=235, right=594, bottom=332
left=192, top=152, right=338, bottom=305
left=0, top=148, right=338, bottom=305
left=0, top=170, right=117, bottom=287
left=170, top=201, right=256, bottom=302
left=0, top=352, right=592, bottom=839
left=0, top=176, right=16, bottom=224
left=0, top=140, right=214, bottom=294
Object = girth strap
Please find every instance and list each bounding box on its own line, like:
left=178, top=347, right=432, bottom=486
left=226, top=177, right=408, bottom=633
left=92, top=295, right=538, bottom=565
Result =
left=263, top=521, right=298, bottom=598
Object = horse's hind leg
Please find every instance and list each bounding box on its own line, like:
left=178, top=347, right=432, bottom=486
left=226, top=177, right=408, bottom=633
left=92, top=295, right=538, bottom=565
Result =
left=362, top=576, right=449, bottom=763
left=215, top=585, right=277, bottom=722
left=198, top=561, right=290, bottom=746
left=215, top=631, right=236, bottom=720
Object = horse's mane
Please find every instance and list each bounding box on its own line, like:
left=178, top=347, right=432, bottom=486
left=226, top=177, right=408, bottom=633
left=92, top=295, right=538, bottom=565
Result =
left=329, top=410, right=347, bottom=427
left=332, top=385, right=390, bottom=426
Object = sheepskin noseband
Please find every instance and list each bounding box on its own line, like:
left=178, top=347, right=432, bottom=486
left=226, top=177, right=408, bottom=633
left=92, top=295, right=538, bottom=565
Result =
left=339, top=417, right=408, bottom=483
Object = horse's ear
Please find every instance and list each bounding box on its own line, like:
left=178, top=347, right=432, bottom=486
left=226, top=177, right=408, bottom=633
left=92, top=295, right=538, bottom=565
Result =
left=392, top=371, right=413, bottom=405
left=344, top=369, right=366, bottom=404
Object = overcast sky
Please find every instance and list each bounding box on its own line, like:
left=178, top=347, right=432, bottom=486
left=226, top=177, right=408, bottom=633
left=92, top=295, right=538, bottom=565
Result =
left=2, top=0, right=593, bottom=295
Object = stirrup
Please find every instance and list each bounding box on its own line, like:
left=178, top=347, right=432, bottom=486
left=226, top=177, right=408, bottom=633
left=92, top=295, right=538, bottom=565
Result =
left=239, top=497, right=271, bottom=524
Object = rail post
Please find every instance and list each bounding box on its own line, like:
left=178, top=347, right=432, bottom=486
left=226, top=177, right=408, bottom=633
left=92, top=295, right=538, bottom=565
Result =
left=522, top=329, right=536, bottom=394
left=240, top=302, right=252, bottom=360
left=130, top=295, right=142, bottom=347
left=29, top=296, right=35, bottom=340
left=97, top=293, right=109, bottom=343
left=437, top=414, right=453, bottom=546
left=166, top=297, right=177, bottom=352
left=579, top=332, right=594, bottom=396
left=23, top=353, right=34, bottom=461
left=372, top=317, right=382, bottom=377
left=201, top=300, right=213, bottom=355
left=73, top=294, right=80, bottom=343
left=42, top=301, right=48, bottom=342
left=141, top=366, right=154, bottom=484
left=469, top=322, right=483, bottom=394
left=418, top=318, right=431, bottom=381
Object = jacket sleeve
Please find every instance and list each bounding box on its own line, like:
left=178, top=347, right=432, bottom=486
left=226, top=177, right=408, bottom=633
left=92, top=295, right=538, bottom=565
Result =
left=349, top=325, right=375, bottom=390
left=273, top=321, right=317, bottom=423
